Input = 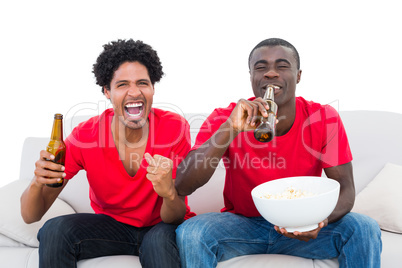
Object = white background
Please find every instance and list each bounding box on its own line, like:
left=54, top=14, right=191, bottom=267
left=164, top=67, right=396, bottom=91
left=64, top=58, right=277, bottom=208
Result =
left=1, top=0, right=401, bottom=187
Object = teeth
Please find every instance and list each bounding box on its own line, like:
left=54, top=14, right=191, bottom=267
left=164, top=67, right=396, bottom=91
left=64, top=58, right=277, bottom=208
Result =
left=267, top=85, right=280, bottom=90
left=125, top=102, right=143, bottom=108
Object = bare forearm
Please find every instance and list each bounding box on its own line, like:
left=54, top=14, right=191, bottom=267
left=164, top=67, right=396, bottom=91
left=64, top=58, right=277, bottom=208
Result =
left=20, top=178, right=62, bottom=223
left=160, top=192, right=187, bottom=224
left=328, top=185, right=355, bottom=223
left=325, top=162, right=355, bottom=223
left=175, top=121, right=238, bottom=196
left=21, top=180, right=48, bottom=223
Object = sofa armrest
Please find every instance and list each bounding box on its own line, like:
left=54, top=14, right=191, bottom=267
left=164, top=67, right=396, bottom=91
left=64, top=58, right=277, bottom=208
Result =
left=0, top=180, right=76, bottom=247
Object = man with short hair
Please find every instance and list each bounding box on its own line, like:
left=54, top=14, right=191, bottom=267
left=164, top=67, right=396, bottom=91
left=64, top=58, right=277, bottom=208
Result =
left=175, top=38, right=381, bottom=268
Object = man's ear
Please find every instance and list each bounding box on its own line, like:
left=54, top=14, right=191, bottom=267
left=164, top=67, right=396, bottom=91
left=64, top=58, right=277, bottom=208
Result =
left=297, top=70, right=302, bottom=84
left=104, top=86, right=111, bottom=99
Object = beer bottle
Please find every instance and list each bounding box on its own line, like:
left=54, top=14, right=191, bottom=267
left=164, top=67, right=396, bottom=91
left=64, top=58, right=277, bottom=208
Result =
left=46, top=113, right=66, bottom=188
left=254, top=85, right=278, bottom=143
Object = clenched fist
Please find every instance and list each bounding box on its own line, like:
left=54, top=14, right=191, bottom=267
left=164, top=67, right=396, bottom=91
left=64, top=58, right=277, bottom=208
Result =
left=144, top=153, right=176, bottom=200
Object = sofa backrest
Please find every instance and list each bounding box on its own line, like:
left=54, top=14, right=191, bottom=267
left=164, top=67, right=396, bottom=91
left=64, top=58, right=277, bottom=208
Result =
left=339, top=110, right=402, bottom=193
left=19, top=110, right=402, bottom=214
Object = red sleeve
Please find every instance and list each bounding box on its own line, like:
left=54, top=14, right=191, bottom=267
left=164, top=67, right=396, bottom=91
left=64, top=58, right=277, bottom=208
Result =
left=64, top=128, right=85, bottom=180
left=191, top=104, right=236, bottom=151
left=320, top=105, right=353, bottom=168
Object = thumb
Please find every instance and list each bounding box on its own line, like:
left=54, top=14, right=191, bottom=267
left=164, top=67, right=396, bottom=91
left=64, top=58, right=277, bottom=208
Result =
left=144, top=153, right=154, bottom=165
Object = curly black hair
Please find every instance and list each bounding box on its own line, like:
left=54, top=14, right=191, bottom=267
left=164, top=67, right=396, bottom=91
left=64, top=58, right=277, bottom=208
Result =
left=93, top=39, right=164, bottom=94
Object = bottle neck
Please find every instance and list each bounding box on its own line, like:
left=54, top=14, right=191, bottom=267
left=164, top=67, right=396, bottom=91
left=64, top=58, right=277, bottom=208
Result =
left=263, top=86, right=275, bottom=101
left=51, top=118, right=63, bottom=141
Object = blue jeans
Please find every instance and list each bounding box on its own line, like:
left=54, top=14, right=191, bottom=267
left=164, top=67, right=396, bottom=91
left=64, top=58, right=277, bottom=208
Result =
left=176, top=212, right=382, bottom=268
left=37, top=213, right=180, bottom=268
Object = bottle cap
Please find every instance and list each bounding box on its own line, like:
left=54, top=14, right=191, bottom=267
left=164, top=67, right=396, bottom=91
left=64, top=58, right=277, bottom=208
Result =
left=263, top=85, right=276, bottom=100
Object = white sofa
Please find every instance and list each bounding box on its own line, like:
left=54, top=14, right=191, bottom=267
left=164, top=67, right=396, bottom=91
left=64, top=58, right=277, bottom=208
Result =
left=1, top=110, right=402, bottom=267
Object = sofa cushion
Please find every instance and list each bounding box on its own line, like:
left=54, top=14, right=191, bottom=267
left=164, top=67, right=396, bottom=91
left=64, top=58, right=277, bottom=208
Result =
left=0, top=247, right=38, bottom=268
left=0, top=180, right=76, bottom=247
left=352, top=163, right=402, bottom=233
left=380, top=230, right=402, bottom=267
left=78, top=255, right=142, bottom=268
left=218, top=254, right=313, bottom=267
left=0, top=233, right=24, bottom=247
left=58, top=170, right=94, bottom=214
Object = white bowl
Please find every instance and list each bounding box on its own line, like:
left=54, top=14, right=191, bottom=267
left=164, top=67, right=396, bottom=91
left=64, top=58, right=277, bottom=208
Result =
left=251, top=176, right=340, bottom=233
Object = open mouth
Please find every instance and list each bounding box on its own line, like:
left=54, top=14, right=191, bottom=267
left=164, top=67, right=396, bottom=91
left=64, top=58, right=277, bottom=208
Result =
left=266, top=85, right=280, bottom=91
left=125, top=102, right=144, bottom=117
left=262, top=85, right=281, bottom=97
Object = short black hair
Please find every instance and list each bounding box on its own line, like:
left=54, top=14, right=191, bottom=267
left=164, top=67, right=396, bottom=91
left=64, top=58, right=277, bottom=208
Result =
left=93, top=39, right=164, bottom=94
left=248, top=38, right=300, bottom=70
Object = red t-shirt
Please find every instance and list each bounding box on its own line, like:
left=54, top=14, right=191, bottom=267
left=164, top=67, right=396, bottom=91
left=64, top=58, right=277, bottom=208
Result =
left=193, top=97, right=353, bottom=217
left=65, top=108, right=195, bottom=227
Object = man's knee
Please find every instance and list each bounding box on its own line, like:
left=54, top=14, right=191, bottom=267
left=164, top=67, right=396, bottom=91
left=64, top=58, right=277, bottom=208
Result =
left=140, top=223, right=181, bottom=267
left=38, top=215, right=70, bottom=242
left=176, top=212, right=221, bottom=246
left=340, top=212, right=381, bottom=245
left=144, top=222, right=178, bottom=248
left=348, top=213, right=380, bottom=233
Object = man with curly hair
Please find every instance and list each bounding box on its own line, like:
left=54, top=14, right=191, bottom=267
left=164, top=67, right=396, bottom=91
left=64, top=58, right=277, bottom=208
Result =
left=21, top=39, right=194, bottom=268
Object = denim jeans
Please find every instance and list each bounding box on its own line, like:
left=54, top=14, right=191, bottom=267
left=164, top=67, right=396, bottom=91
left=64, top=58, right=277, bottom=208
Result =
left=37, top=213, right=180, bottom=268
left=176, top=212, right=382, bottom=268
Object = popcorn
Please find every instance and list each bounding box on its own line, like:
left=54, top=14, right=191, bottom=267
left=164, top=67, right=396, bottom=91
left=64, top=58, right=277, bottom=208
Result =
left=262, top=186, right=316, bottom=200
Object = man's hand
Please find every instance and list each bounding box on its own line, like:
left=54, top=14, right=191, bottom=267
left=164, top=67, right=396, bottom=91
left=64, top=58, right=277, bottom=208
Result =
left=274, top=219, right=329, bottom=242
left=229, top=98, right=270, bottom=133
left=34, top=150, right=66, bottom=187
left=144, top=153, right=176, bottom=200
left=21, top=150, right=66, bottom=224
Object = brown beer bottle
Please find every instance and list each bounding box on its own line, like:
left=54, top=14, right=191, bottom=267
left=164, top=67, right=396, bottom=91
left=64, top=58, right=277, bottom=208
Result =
left=254, top=85, right=278, bottom=143
left=46, top=113, right=66, bottom=188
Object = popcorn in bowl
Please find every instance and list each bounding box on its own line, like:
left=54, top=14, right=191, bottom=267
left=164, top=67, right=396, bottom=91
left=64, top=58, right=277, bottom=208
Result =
left=262, top=186, right=317, bottom=200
